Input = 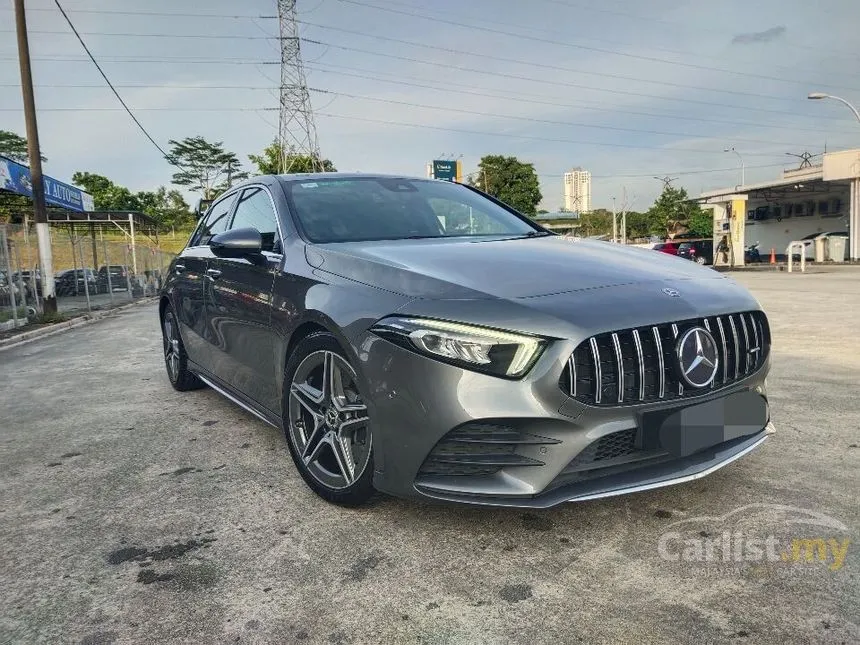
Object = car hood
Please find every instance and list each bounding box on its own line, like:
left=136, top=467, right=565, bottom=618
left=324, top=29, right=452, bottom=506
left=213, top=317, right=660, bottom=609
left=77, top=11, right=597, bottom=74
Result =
left=307, top=236, right=726, bottom=299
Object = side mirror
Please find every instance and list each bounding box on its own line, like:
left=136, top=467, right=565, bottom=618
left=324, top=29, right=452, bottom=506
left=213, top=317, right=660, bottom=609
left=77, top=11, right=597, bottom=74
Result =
left=210, top=227, right=262, bottom=258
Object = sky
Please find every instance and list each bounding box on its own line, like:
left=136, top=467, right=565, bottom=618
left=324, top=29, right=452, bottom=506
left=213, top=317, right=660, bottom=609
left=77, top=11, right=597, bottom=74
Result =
left=2, top=0, right=860, bottom=212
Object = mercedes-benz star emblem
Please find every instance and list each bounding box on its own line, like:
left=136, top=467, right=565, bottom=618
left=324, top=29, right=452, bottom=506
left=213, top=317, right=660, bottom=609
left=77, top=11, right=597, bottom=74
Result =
left=676, top=327, right=719, bottom=388
left=662, top=287, right=681, bottom=297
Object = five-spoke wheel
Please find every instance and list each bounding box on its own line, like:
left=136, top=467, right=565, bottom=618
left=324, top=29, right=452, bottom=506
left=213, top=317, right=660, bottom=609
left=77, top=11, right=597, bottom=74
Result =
left=284, top=333, right=374, bottom=504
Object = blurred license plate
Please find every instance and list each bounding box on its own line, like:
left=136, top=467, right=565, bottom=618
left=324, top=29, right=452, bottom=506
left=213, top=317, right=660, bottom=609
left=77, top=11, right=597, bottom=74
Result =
left=649, top=390, right=768, bottom=457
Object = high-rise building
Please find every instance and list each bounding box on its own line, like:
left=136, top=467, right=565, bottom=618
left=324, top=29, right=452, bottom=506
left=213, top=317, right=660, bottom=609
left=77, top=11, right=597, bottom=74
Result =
left=563, top=168, right=591, bottom=213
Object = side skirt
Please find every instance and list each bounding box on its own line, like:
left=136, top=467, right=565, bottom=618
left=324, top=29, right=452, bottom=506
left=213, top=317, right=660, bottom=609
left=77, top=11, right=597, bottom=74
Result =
left=191, top=365, right=282, bottom=430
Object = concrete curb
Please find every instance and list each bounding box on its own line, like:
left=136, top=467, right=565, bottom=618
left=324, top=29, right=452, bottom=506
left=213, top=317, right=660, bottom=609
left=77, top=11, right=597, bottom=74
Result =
left=0, top=297, right=157, bottom=352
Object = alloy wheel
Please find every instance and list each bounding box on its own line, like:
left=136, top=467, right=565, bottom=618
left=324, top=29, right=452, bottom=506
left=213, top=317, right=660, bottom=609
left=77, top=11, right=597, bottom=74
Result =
left=163, top=314, right=180, bottom=382
left=288, top=350, right=371, bottom=490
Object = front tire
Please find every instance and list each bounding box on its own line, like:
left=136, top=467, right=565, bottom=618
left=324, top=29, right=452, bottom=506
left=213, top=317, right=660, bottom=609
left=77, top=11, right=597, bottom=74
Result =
left=161, top=304, right=204, bottom=391
left=695, top=255, right=706, bottom=265
left=283, top=332, right=374, bottom=506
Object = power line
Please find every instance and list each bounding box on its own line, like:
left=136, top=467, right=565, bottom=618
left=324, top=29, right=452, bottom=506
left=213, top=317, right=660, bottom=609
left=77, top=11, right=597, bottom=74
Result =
left=51, top=0, right=171, bottom=161
left=0, top=55, right=276, bottom=65
left=2, top=78, right=836, bottom=145
left=331, top=0, right=860, bottom=93
left=359, top=0, right=858, bottom=83
left=307, top=87, right=825, bottom=150
left=298, top=33, right=851, bottom=122
left=0, top=28, right=276, bottom=40
left=0, top=83, right=279, bottom=90
left=314, top=111, right=790, bottom=157
left=0, top=107, right=277, bottom=112
left=303, top=62, right=858, bottom=137
left=0, top=7, right=277, bottom=19
left=539, top=162, right=791, bottom=180
left=20, top=21, right=825, bottom=104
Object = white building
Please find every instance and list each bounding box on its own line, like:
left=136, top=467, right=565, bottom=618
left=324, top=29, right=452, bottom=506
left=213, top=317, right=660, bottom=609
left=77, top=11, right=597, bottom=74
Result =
left=700, top=149, right=860, bottom=265
left=563, top=168, right=591, bottom=213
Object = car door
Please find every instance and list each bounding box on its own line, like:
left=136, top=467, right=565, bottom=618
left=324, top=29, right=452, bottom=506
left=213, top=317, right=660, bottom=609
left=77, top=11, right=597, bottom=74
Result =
left=203, top=185, right=281, bottom=414
left=172, top=192, right=236, bottom=367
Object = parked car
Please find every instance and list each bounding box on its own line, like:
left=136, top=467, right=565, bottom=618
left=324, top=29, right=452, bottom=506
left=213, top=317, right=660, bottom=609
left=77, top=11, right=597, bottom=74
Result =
left=0, top=270, right=22, bottom=306
left=55, top=268, right=97, bottom=296
left=96, top=265, right=130, bottom=293
left=653, top=241, right=679, bottom=256
left=160, top=174, right=773, bottom=507
left=677, top=240, right=714, bottom=265
left=12, top=269, right=41, bottom=299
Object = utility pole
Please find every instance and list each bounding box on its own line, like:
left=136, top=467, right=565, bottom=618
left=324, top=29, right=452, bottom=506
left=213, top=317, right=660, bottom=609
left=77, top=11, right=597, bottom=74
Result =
left=654, top=175, right=677, bottom=190
left=14, top=0, right=56, bottom=314
left=611, top=196, right=617, bottom=243
left=278, top=0, right=322, bottom=174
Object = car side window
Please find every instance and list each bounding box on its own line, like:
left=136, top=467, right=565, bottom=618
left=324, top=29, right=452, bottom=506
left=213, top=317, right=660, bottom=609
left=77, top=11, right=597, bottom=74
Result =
left=192, top=194, right=236, bottom=247
left=229, top=187, right=281, bottom=253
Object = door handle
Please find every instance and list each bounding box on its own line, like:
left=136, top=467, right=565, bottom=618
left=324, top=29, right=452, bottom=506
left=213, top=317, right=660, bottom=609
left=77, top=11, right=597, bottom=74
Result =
left=174, top=263, right=186, bottom=274
left=205, top=268, right=222, bottom=280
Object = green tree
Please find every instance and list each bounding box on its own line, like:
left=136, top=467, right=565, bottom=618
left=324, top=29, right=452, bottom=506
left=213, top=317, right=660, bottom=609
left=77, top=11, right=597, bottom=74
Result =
left=577, top=209, right=613, bottom=237
left=623, top=211, right=653, bottom=239
left=685, top=207, right=713, bottom=237
left=166, top=136, right=248, bottom=200
left=469, top=155, right=542, bottom=215
left=71, top=172, right=142, bottom=211
left=136, top=187, right=192, bottom=230
left=0, top=129, right=46, bottom=164
left=248, top=139, right=336, bottom=174
left=645, top=185, right=707, bottom=237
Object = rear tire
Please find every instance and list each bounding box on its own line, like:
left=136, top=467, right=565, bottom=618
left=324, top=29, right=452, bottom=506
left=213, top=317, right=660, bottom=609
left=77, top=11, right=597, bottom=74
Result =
left=283, top=332, right=375, bottom=506
left=161, top=304, right=204, bottom=392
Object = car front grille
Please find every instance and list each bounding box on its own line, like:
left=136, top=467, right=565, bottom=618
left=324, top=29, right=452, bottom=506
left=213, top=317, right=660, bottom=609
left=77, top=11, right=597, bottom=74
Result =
left=559, top=310, right=770, bottom=406
left=417, top=423, right=560, bottom=477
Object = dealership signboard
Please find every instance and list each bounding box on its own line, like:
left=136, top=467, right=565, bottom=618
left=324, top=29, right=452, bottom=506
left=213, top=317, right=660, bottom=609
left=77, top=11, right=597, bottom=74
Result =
left=0, top=155, right=94, bottom=212
left=431, top=159, right=463, bottom=182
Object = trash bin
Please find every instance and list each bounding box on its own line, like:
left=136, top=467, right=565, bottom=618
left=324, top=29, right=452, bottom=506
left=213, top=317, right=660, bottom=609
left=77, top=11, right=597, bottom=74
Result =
left=814, top=237, right=826, bottom=263
left=827, top=236, right=847, bottom=263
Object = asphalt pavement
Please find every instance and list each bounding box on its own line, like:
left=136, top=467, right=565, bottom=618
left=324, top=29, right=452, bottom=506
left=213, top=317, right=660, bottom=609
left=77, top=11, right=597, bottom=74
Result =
left=0, top=271, right=857, bottom=645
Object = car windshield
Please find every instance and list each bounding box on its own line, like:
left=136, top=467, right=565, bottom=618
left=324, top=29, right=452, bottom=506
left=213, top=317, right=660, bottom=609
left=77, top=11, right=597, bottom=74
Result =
left=283, top=177, right=540, bottom=243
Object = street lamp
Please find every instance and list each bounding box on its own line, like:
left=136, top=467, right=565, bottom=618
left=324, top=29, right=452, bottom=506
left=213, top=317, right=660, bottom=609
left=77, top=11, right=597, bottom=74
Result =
left=807, top=92, right=860, bottom=123
left=724, top=147, right=745, bottom=187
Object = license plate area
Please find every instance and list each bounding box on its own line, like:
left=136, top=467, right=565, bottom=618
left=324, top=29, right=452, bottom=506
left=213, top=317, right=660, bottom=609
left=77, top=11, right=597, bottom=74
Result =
left=639, top=390, right=768, bottom=458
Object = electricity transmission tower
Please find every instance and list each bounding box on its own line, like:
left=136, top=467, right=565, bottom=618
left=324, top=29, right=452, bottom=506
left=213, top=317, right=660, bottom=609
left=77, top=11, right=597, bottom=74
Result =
left=277, top=0, right=321, bottom=173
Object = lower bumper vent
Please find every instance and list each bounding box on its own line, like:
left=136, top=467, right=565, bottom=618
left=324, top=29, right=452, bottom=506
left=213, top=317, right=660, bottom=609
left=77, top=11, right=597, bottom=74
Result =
left=418, top=423, right=559, bottom=477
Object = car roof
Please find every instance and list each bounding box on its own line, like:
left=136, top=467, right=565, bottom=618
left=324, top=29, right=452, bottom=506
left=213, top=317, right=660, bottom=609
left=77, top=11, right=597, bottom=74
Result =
left=232, top=173, right=438, bottom=190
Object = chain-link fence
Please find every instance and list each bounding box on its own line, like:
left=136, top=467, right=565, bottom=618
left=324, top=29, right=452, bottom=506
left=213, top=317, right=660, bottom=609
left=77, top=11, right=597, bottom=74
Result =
left=1, top=223, right=174, bottom=332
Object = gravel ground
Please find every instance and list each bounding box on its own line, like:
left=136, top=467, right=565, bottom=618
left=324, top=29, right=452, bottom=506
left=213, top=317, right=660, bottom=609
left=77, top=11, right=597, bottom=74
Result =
left=0, top=271, right=857, bottom=645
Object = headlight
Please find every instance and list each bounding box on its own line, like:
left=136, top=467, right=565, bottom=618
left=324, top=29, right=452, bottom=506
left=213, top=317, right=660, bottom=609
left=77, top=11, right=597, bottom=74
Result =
left=370, top=317, right=546, bottom=378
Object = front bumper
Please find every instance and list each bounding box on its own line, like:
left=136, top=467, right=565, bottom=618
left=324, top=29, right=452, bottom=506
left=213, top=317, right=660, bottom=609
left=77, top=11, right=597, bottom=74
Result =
left=356, top=333, right=771, bottom=508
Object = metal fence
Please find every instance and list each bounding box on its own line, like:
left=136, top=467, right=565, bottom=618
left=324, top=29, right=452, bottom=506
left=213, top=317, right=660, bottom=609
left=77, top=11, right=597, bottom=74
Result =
left=1, top=223, right=174, bottom=331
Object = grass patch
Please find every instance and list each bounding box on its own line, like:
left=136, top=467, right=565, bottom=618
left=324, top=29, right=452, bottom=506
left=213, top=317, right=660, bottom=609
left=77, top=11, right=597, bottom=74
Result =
left=33, top=311, right=69, bottom=325
left=0, top=307, right=28, bottom=323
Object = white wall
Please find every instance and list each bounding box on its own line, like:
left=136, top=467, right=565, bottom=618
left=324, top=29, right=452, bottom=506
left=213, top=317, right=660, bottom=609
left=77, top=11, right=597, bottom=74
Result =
left=745, top=185, right=850, bottom=258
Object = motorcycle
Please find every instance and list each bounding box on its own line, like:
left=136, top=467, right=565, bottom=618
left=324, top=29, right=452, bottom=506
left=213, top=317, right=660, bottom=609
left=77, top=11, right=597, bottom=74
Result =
left=744, top=241, right=762, bottom=264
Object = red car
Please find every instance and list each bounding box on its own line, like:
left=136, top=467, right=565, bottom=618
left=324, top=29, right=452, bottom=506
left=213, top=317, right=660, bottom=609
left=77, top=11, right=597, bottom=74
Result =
left=653, top=241, right=679, bottom=256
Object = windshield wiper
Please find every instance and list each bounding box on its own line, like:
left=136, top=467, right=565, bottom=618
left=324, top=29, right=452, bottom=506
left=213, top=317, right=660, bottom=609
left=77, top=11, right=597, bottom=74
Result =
left=518, top=230, right=553, bottom=238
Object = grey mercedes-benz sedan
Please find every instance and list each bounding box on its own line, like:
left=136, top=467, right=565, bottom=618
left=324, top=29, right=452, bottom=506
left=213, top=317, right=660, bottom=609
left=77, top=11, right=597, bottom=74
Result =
left=159, top=173, right=773, bottom=507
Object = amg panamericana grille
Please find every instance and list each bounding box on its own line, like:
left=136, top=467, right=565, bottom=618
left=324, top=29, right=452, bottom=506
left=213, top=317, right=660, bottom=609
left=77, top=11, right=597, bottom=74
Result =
left=560, top=311, right=770, bottom=406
